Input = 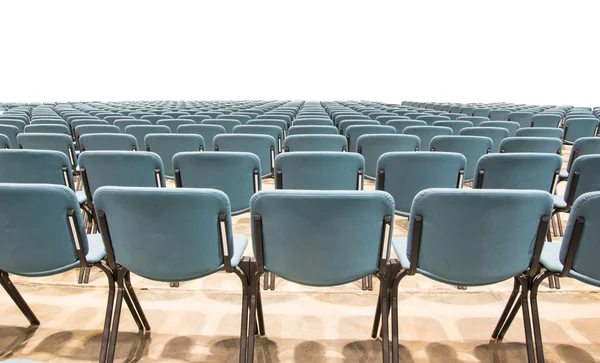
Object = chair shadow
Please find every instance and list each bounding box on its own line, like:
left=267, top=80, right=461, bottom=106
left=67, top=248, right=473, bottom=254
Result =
left=211, top=337, right=279, bottom=363
left=294, top=340, right=327, bottom=363
left=0, top=325, right=38, bottom=359
left=474, top=341, right=529, bottom=363
left=342, top=339, right=415, bottom=363
left=555, top=344, right=597, bottom=363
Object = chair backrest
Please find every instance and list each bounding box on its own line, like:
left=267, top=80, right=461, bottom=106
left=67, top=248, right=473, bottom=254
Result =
left=441, top=113, right=464, bottom=120
left=95, top=187, right=238, bottom=280
left=213, top=134, right=277, bottom=177
left=416, top=115, right=450, bottom=126
left=246, top=119, right=288, bottom=137
left=283, top=134, right=347, bottom=152
left=24, top=124, right=70, bottom=134
left=357, top=134, right=420, bottom=179
left=405, top=188, right=552, bottom=285
left=404, top=126, right=453, bottom=150
left=218, top=114, right=251, bottom=124
left=250, top=190, right=394, bottom=286
left=0, top=134, right=11, bottom=148
left=0, top=125, right=20, bottom=149
left=488, top=109, right=511, bottom=121
left=292, top=118, right=334, bottom=126
left=201, top=119, right=242, bottom=133
left=514, top=127, right=563, bottom=139
left=156, top=119, right=195, bottom=133
left=287, top=125, right=338, bottom=136
left=105, top=115, right=134, bottom=124
left=472, top=108, right=491, bottom=117
left=431, top=120, right=473, bottom=135
left=376, top=151, right=466, bottom=216
left=430, top=135, right=492, bottom=182
left=114, top=119, right=151, bottom=132
left=480, top=121, right=520, bottom=137
left=564, top=118, right=599, bottom=143
left=162, top=111, right=190, bottom=119
left=80, top=133, right=138, bottom=151
left=563, top=155, right=600, bottom=209
left=16, top=133, right=77, bottom=169
left=460, top=127, right=509, bottom=153
left=456, top=116, right=489, bottom=126
left=75, top=124, right=120, bottom=138
left=473, top=153, right=561, bottom=192
left=0, top=149, right=75, bottom=190
left=140, top=114, right=172, bottom=124
left=459, top=106, right=475, bottom=115
left=70, top=119, right=109, bottom=135
left=78, top=151, right=166, bottom=202
left=338, top=120, right=380, bottom=134
left=345, top=125, right=396, bottom=152
left=275, top=152, right=365, bottom=190
left=30, top=119, right=68, bottom=126
left=565, top=137, right=600, bottom=173
left=173, top=151, right=260, bottom=215
left=386, top=120, right=427, bottom=133
left=334, top=113, right=370, bottom=126
left=144, top=134, right=204, bottom=178
left=0, top=184, right=90, bottom=276
left=125, top=125, right=171, bottom=147
left=233, top=125, right=283, bottom=153
left=0, top=120, right=26, bottom=132
left=499, top=137, right=562, bottom=154
left=508, top=112, right=534, bottom=128
left=531, top=114, right=561, bottom=128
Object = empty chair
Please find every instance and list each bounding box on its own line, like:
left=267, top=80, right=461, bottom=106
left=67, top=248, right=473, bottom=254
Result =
left=234, top=125, right=283, bottom=153
left=479, top=121, right=520, bottom=137
left=30, top=119, right=68, bottom=126
left=459, top=106, right=475, bottom=115
left=162, top=111, right=190, bottom=118
left=515, top=127, right=564, bottom=139
left=70, top=119, right=109, bottom=134
left=0, top=125, right=19, bottom=150
left=248, top=189, right=394, bottom=362
left=292, top=118, right=334, bottom=126
left=384, top=188, right=552, bottom=363
left=17, top=133, right=78, bottom=171
left=560, top=137, right=600, bottom=182
left=473, top=153, right=562, bottom=192
left=80, top=133, right=139, bottom=151
left=416, top=115, right=450, bottom=125
left=404, top=112, right=430, bottom=119
left=246, top=119, right=288, bottom=138
left=531, top=114, right=561, bottom=128
left=287, top=125, right=338, bottom=136
left=177, top=124, right=226, bottom=151
left=386, top=120, right=427, bottom=133
left=488, top=109, right=511, bottom=121
left=104, top=115, right=134, bottom=124
left=472, top=108, right=491, bottom=117
left=500, top=137, right=562, bottom=154
left=376, top=151, right=465, bottom=216
left=201, top=119, right=241, bottom=133
left=75, top=124, right=120, bottom=137
left=404, top=126, right=453, bottom=150
left=430, top=135, right=492, bottom=182
left=173, top=152, right=260, bottom=214
left=145, top=134, right=204, bottom=178
left=357, top=135, right=420, bottom=179
left=456, top=116, right=489, bottom=126
left=460, top=127, right=509, bottom=153
left=156, top=119, right=195, bottom=133
left=114, top=119, right=151, bottom=132
left=508, top=112, right=534, bottom=128
left=125, top=125, right=171, bottom=147
left=140, top=114, right=172, bottom=124
left=214, top=134, right=277, bottom=178
left=0, top=119, right=26, bottom=132
left=338, top=120, right=380, bottom=134
left=283, top=134, right=347, bottom=152
left=376, top=115, right=408, bottom=124
left=345, top=125, right=396, bottom=152
left=24, top=124, right=70, bottom=134
left=441, top=112, right=463, bottom=120
left=94, top=186, right=248, bottom=363
left=432, top=120, right=473, bottom=135
left=563, top=118, right=599, bottom=144
left=218, top=114, right=251, bottom=124
left=0, top=134, right=10, bottom=148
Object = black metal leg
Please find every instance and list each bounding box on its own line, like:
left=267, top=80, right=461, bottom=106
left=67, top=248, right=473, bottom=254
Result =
left=362, top=277, right=367, bottom=291
left=246, top=273, right=261, bottom=363
left=550, top=215, right=558, bottom=237
left=377, top=275, right=390, bottom=363
left=256, top=283, right=265, bottom=336
left=497, top=285, right=524, bottom=341
left=96, top=264, right=116, bottom=363
left=371, top=291, right=382, bottom=339
left=269, top=272, right=275, bottom=291
left=263, top=272, right=269, bottom=291
left=518, top=276, right=536, bottom=363
left=234, top=258, right=251, bottom=363
left=368, top=275, right=373, bottom=291
left=548, top=275, right=555, bottom=289
left=0, top=271, right=40, bottom=326
left=123, top=271, right=150, bottom=332
left=553, top=276, right=561, bottom=289
left=546, top=227, right=553, bottom=242
left=169, top=282, right=180, bottom=288
left=556, top=212, right=564, bottom=237
left=106, top=269, right=127, bottom=363
left=78, top=267, right=85, bottom=284
left=390, top=270, right=407, bottom=363
left=531, top=271, right=551, bottom=363
left=492, top=277, right=520, bottom=339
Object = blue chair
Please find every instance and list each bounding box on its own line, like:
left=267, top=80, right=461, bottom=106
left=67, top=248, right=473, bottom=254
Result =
left=563, top=118, right=599, bottom=144
left=70, top=119, right=109, bottom=137
left=488, top=109, right=511, bottom=121
left=459, top=106, right=475, bottom=115
left=499, top=137, right=562, bottom=154
left=144, top=134, right=204, bottom=178
left=234, top=125, right=283, bottom=153
left=440, top=112, right=463, bottom=120
left=140, top=114, right=172, bottom=124
left=376, top=115, right=408, bottom=124
left=338, top=120, right=380, bottom=134
left=480, top=121, right=520, bottom=137
left=384, top=188, right=552, bottom=363
left=386, top=120, right=427, bottom=133
left=515, top=127, right=564, bottom=139
left=162, top=111, right=190, bottom=119
left=472, top=108, right=492, bottom=117
left=416, top=115, right=450, bottom=126
left=113, top=119, right=151, bottom=132
left=432, top=120, right=473, bottom=135
left=104, top=115, right=134, bottom=124
left=456, top=116, right=489, bottom=126
left=531, top=114, right=561, bottom=128
left=376, top=152, right=466, bottom=216
left=24, top=124, right=70, bottom=134
left=0, top=119, right=26, bottom=132
left=0, top=125, right=19, bottom=150
left=80, top=133, right=139, bottom=151
left=124, top=125, right=171, bottom=148
left=508, top=112, right=534, bottom=128
left=214, top=134, right=277, bottom=178
left=559, top=137, right=600, bottom=182
left=95, top=186, right=249, bottom=363
left=201, top=119, right=241, bottom=133
left=177, top=124, right=226, bottom=151
left=283, top=134, right=347, bottom=152
left=17, top=133, right=78, bottom=172
left=219, top=114, right=251, bottom=124
left=430, top=135, right=492, bottom=182
left=404, top=126, right=453, bottom=150
left=246, top=119, right=288, bottom=138
left=345, top=125, right=396, bottom=152
left=157, top=119, right=196, bottom=133
left=460, top=127, right=509, bottom=153
left=287, top=125, right=338, bottom=136
left=0, top=134, right=10, bottom=148
left=357, top=134, right=420, bottom=179
left=292, top=118, right=334, bottom=126
left=173, top=151, right=261, bottom=215
left=30, top=119, right=68, bottom=126
left=248, top=189, right=395, bottom=362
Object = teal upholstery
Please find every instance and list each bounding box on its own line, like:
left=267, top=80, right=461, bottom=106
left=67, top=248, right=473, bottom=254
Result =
left=70, top=120, right=109, bottom=135
left=283, top=135, right=347, bottom=152
left=357, top=134, right=420, bottom=179
left=334, top=114, right=370, bottom=126
left=78, top=151, right=166, bottom=201
left=563, top=118, right=599, bottom=144
left=472, top=108, right=492, bottom=117
left=416, top=115, right=450, bottom=126
left=403, top=126, right=453, bottom=150
left=0, top=125, right=19, bottom=150
left=563, top=137, right=600, bottom=176
left=338, top=120, right=380, bottom=134
left=292, top=118, right=334, bottom=126
left=31, top=119, right=68, bottom=126
left=430, top=135, right=492, bottom=182
left=508, top=112, right=534, bottom=128
left=531, top=114, right=561, bottom=128
left=386, top=120, right=427, bottom=133
left=459, top=106, right=475, bottom=115
left=345, top=125, right=396, bottom=152
left=376, top=115, right=408, bottom=124
left=394, top=188, right=552, bottom=285
left=499, top=137, right=562, bottom=154
left=377, top=152, right=465, bottom=216
left=124, top=125, right=171, bottom=147
left=246, top=119, right=288, bottom=137
left=0, top=120, right=26, bottom=132
left=80, top=133, right=138, bottom=151
left=201, top=119, right=241, bottom=133
left=473, top=153, right=561, bottom=192
left=173, top=151, right=261, bottom=215
left=515, top=127, right=563, bottom=139
left=488, top=109, right=511, bottom=121
left=156, top=119, right=195, bottom=133
left=441, top=112, right=463, bottom=120
left=432, top=120, right=473, bottom=135
left=460, top=127, right=509, bottom=153
left=113, top=119, right=151, bottom=132
left=162, top=111, right=190, bottom=119
left=75, top=125, right=120, bottom=139
left=257, top=114, right=291, bottom=123
left=214, top=134, right=277, bottom=178
left=17, top=133, right=77, bottom=169
left=456, top=116, right=489, bottom=126
left=24, top=124, right=70, bottom=134
left=218, top=114, right=251, bottom=124
left=95, top=186, right=247, bottom=281
left=275, top=152, right=364, bottom=190
left=140, top=114, right=172, bottom=124
left=177, top=124, right=225, bottom=151
left=480, top=121, right=520, bottom=137
left=234, top=125, right=283, bottom=152
left=105, top=115, right=134, bottom=124
left=558, top=155, right=600, bottom=210
left=288, top=125, right=338, bottom=135
left=0, top=134, right=10, bottom=148
left=250, top=190, right=394, bottom=286
left=145, top=134, right=204, bottom=178
left=0, top=184, right=105, bottom=277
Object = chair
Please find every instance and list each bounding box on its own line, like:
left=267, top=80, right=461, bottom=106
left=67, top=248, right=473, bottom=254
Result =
left=499, top=137, right=562, bottom=154
left=292, top=118, right=334, bottom=126
left=155, top=119, right=194, bottom=133
left=531, top=114, right=561, bottom=128
left=0, top=134, right=10, bottom=148
left=515, top=127, right=564, bottom=139
left=248, top=189, right=394, bottom=362
left=473, top=153, right=561, bottom=193
left=559, top=137, right=600, bottom=182
left=30, top=119, right=68, bottom=126
left=95, top=186, right=248, bottom=363
left=460, top=127, right=509, bottom=153
left=563, top=118, right=599, bottom=144
left=162, top=111, right=190, bottom=119
left=24, top=124, right=70, bottom=134
left=345, top=125, right=396, bottom=152
left=201, top=119, right=241, bottom=133
left=459, top=106, right=475, bottom=115
left=246, top=119, right=288, bottom=138
left=0, top=120, right=26, bottom=132
left=104, top=115, right=134, bottom=124
left=480, top=121, right=520, bottom=137
left=383, top=188, right=552, bottom=363
left=287, top=125, right=338, bottom=136
left=472, top=108, right=492, bottom=117
left=234, top=125, right=283, bottom=153
left=416, top=115, right=450, bottom=125
left=441, top=112, right=464, bottom=120
left=376, top=115, right=408, bottom=124
left=456, top=116, right=489, bottom=126
left=113, top=119, right=151, bottom=132
left=376, top=151, right=466, bottom=216
left=0, top=125, right=19, bottom=150
left=144, top=134, right=204, bottom=178
left=140, top=114, right=172, bottom=124
left=488, top=109, right=511, bottom=121
left=79, top=133, right=138, bottom=152
left=432, top=120, right=473, bottom=135
left=357, top=135, right=420, bottom=179
left=125, top=125, right=171, bottom=147
left=214, top=134, right=277, bottom=178
left=283, top=134, right=347, bottom=152
left=508, top=112, right=534, bottom=128
left=218, top=114, right=251, bottom=124
left=17, top=133, right=78, bottom=172
left=404, top=126, right=453, bottom=150
left=386, top=120, right=427, bottom=133
left=430, top=135, right=492, bottom=182
left=70, top=120, right=109, bottom=136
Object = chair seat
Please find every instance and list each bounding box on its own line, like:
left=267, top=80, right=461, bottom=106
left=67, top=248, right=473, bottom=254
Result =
left=554, top=195, right=567, bottom=209
left=559, top=170, right=568, bottom=179
left=540, top=241, right=600, bottom=287
left=230, top=233, right=248, bottom=268
left=76, top=190, right=87, bottom=204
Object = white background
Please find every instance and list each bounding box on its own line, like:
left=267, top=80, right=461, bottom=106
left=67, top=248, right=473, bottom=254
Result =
left=1, top=0, right=598, bottom=106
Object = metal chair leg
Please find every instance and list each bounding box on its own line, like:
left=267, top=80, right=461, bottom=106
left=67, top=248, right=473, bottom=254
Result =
left=169, top=282, right=179, bottom=288
left=377, top=275, right=390, bottom=363
left=263, top=272, right=269, bottom=291
left=368, top=275, right=373, bottom=291
left=246, top=273, right=261, bottom=363
left=556, top=213, right=564, bottom=237
left=123, top=271, right=150, bottom=332
left=106, top=279, right=125, bottom=363
left=371, top=292, right=382, bottom=339
left=518, top=276, right=536, bottom=363
left=531, top=271, right=552, bottom=363
left=0, top=271, right=40, bottom=326
left=96, top=264, right=116, bottom=363
left=492, top=277, right=520, bottom=339
left=234, top=258, right=251, bottom=363
left=390, top=269, right=408, bottom=363
left=269, top=272, right=275, bottom=291
left=553, top=276, right=561, bottom=289
left=362, top=277, right=367, bottom=291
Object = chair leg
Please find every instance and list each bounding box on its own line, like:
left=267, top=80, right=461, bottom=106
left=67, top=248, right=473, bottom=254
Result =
left=492, top=277, right=520, bottom=340
left=269, top=272, right=275, bottom=291
left=96, top=264, right=116, bottom=363
left=531, top=271, right=551, bottom=363
left=234, top=258, right=251, bottom=363
left=390, top=270, right=408, bottom=363
left=362, top=277, right=367, bottom=291
left=256, top=282, right=265, bottom=337
left=246, top=272, right=261, bottom=363
left=556, top=212, right=564, bottom=237
left=263, top=272, right=269, bottom=291
left=376, top=275, right=390, bottom=363
left=517, top=276, right=536, bottom=363
left=123, top=271, right=150, bottom=332
left=550, top=215, right=558, bottom=237
left=368, top=275, right=373, bottom=291
left=0, top=271, right=40, bottom=326
left=371, top=290, right=382, bottom=339
left=548, top=275, right=555, bottom=289
left=553, top=276, right=561, bottom=290
left=106, top=269, right=127, bottom=363
left=169, top=282, right=179, bottom=288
